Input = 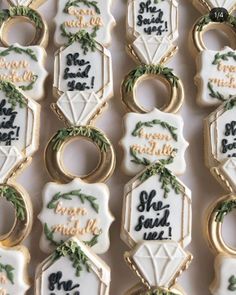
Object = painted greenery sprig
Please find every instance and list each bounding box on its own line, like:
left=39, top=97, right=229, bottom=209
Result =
left=215, top=200, right=236, bottom=222
left=0, top=260, right=14, bottom=284
left=44, top=223, right=99, bottom=248
left=0, top=45, right=38, bottom=61
left=208, top=82, right=226, bottom=102
left=132, top=120, right=178, bottom=141
left=64, top=0, right=101, bottom=14
left=52, top=126, right=110, bottom=152
left=212, top=51, right=236, bottom=65
left=139, top=156, right=182, bottom=198
left=61, top=25, right=98, bottom=54
left=197, top=13, right=236, bottom=31
left=224, top=97, right=236, bottom=110
left=0, top=7, right=43, bottom=28
left=228, top=275, right=236, bottom=291
left=0, top=187, right=26, bottom=221
left=47, top=190, right=99, bottom=213
left=124, top=65, right=179, bottom=93
left=52, top=240, right=91, bottom=277
left=0, top=81, right=26, bottom=108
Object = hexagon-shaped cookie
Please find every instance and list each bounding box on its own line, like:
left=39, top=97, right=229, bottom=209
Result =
left=35, top=237, right=111, bottom=295
left=121, top=160, right=192, bottom=249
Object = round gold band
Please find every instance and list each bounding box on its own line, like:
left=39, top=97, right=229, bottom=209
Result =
left=0, top=183, right=33, bottom=247
left=45, top=126, right=116, bottom=184
left=206, top=194, right=236, bottom=256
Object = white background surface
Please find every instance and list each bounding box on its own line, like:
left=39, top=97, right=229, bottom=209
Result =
left=0, top=0, right=236, bottom=294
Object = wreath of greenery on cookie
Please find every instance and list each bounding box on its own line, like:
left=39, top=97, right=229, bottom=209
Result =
left=0, top=81, right=26, bottom=108
left=0, top=260, right=15, bottom=284
left=215, top=199, right=236, bottom=223
left=0, top=6, right=43, bottom=29
left=130, top=119, right=178, bottom=168
left=0, top=186, right=26, bottom=221
left=197, top=14, right=236, bottom=31
left=124, top=65, right=179, bottom=93
left=207, top=51, right=236, bottom=101
left=44, top=189, right=100, bottom=247
left=51, top=240, right=91, bottom=277
left=61, top=0, right=101, bottom=52
left=52, top=126, right=110, bottom=152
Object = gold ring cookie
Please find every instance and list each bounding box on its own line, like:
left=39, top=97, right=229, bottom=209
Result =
left=0, top=183, right=32, bottom=247
left=0, top=6, right=48, bottom=48
left=206, top=194, right=236, bottom=256
left=45, top=125, right=116, bottom=184
left=191, top=12, right=236, bottom=55
left=121, top=64, right=184, bottom=114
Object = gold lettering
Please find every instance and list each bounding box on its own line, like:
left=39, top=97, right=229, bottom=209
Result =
left=55, top=202, right=87, bottom=218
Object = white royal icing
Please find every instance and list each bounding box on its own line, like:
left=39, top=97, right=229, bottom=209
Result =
left=54, top=0, right=115, bottom=47
left=219, top=158, right=236, bottom=191
left=196, top=47, right=236, bottom=107
left=0, top=88, right=40, bottom=180
left=54, top=41, right=113, bottom=102
left=206, top=0, right=236, bottom=10
left=127, top=0, right=178, bottom=42
left=129, top=241, right=191, bottom=288
left=131, top=35, right=176, bottom=65
left=205, top=99, right=236, bottom=167
left=210, top=255, right=236, bottom=295
left=38, top=178, right=114, bottom=254
left=8, top=0, right=34, bottom=6
left=121, top=162, right=192, bottom=248
left=0, top=246, right=30, bottom=295
left=35, top=237, right=110, bottom=295
left=0, top=44, right=47, bottom=101
left=120, top=108, right=189, bottom=176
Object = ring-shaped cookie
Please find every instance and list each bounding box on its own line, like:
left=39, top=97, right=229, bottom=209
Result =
left=0, top=183, right=32, bottom=247
left=206, top=194, right=236, bottom=256
left=0, top=7, right=48, bottom=48
left=45, top=125, right=116, bottom=184
left=191, top=15, right=236, bottom=55
left=121, top=65, right=184, bottom=114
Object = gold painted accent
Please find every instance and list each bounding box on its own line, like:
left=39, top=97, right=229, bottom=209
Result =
left=211, top=166, right=233, bottom=193
left=0, top=10, right=48, bottom=48
left=0, top=183, right=32, bottom=247
left=121, top=73, right=184, bottom=114
left=45, top=126, right=116, bottom=184
left=206, top=194, right=236, bottom=255
left=190, top=18, right=236, bottom=56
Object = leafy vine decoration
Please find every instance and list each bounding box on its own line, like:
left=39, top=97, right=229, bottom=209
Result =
left=197, top=14, right=236, bottom=31
left=47, top=190, right=99, bottom=213
left=52, top=240, right=91, bottom=277
left=215, top=199, right=236, bottom=222
left=130, top=119, right=178, bottom=167
left=0, top=81, right=26, bottom=108
left=0, top=186, right=26, bottom=221
left=228, top=275, right=236, bottom=291
left=52, top=126, right=110, bottom=152
left=224, top=97, right=236, bottom=110
left=0, top=7, right=43, bottom=28
left=64, top=0, right=101, bottom=14
left=0, top=260, right=14, bottom=284
left=207, top=51, right=236, bottom=101
left=139, top=156, right=182, bottom=198
left=124, top=65, right=179, bottom=93
left=0, top=45, right=38, bottom=61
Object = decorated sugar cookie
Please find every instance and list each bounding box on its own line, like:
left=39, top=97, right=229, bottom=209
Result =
left=0, top=81, right=40, bottom=182
left=195, top=47, right=236, bottom=107
left=54, top=0, right=115, bottom=47
left=211, top=254, right=236, bottom=295
left=127, top=0, right=178, bottom=42
left=35, top=237, right=111, bottom=295
left=125, top=241, right=192, bottom=289
left=120, top=108, right=188, bottom=176
left=38, top=178, right=114, bottom=254
left=0, top=245, right=30, bottom=295
left=204, top=97, right=236, bottom=169
left=53, top=40, right=113, bottom=101
left=0, top=44, right=48, bottom=101
left=121, top=160, right=192, bottom=248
